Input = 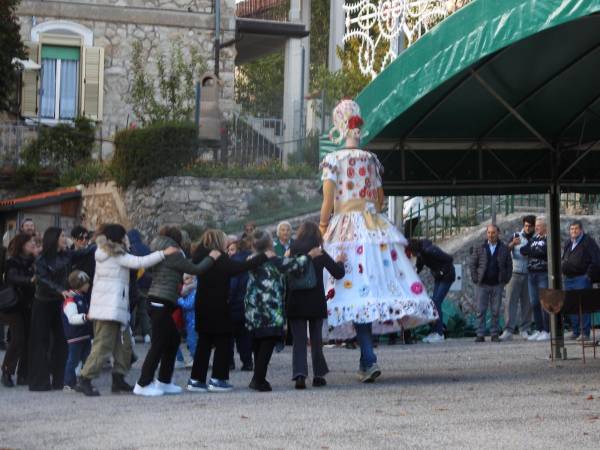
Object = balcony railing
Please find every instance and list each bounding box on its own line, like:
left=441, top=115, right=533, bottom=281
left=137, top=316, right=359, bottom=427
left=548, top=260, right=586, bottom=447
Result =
left=235, top=0, right=290, bottom=22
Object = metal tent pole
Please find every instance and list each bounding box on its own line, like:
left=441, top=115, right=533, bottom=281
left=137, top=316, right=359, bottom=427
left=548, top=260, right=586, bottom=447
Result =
left=547, top=184, right=565, bottom=360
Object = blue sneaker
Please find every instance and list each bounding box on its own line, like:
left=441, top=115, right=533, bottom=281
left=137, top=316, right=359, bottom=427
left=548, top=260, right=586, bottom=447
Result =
left=187, top=379, right=208, bottom=393
left=208, top=378, right=233, bottom=392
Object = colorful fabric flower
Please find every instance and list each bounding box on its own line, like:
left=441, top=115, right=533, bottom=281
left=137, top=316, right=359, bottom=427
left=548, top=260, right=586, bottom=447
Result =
left=359, top=286, right=369, bottom=297
left=347, top=167, right=355, bottom=178
left=347, top=181, right=354, bottom=190
left=357, top=245, right=364, bottom=255
left=326, top=289, right=336, bottom=300
left=348, top=115, right=363, bottom=130
left=359, top=188, right=366, bottom=198
left=383, top=259, right=390, bottom=267
left=365, top=177, right=371, bottom=188
left=358, top=263, right=364, bottom=274
left=380, top=243, right=388, bottom=251
left=411, top=282, right=424, bottom=295
left=358, top=167, right=366, bottom=177
left=391, top=249, right=398, bottom=261
left=349, top=157, right=356, bottom=166
left=343, top=280, right=353, bottom=289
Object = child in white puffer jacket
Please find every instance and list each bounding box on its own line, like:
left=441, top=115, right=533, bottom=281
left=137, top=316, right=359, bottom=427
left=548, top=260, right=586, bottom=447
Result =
left=78, top=224, right=179, bottom=397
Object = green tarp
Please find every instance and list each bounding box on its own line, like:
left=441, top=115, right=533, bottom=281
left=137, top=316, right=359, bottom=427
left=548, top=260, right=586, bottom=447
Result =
left=320, top=0, right=600, bottom=163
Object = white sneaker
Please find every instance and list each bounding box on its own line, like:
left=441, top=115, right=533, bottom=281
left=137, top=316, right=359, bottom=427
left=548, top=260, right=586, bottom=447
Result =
left=499, top=330, right=513, bottom=341
left=565, top=331, right=578, bottom=340
left=144, top=334, right=151, bottom=344
left=527, top=331, right=541, bottom=341
left=425, top=333, right=445, bottom=343
left=422, top=333, right=435, bottom=343
left=155, top=380, right=182, bottom=395
left=133, top=382, right=164, bottom=397
left=536, top=331, right=551, bottom=341
left=519, top=331, right=530, bottom=339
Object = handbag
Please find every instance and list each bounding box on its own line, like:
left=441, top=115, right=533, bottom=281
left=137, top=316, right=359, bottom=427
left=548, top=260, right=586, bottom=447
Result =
left=0, top=285, right=18, bottom=312
left=288, top=258, right=317, bottom=291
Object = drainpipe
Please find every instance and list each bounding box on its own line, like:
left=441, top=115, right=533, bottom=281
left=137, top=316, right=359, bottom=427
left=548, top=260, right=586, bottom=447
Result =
left=214, top=0, right=220, bottom=77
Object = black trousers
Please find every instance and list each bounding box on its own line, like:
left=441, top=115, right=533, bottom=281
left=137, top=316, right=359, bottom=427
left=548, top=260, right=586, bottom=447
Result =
left=0, top=309, right=29, bottom=377
left=191, top=332, right=231, bottom=383
left=28, top=300, right=67, bottom=390
left=229, top=319, right=253, bottom=366
left=252, top=337, right=278, bottom=383
left=138, top=302, right=180, bottom=386
left=404, top=217, right=420, bottom=238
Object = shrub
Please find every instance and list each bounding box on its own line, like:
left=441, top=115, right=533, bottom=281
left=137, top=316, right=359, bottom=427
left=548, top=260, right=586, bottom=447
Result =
left=59, top=160, right=111, bottom=187
left=111, top=121, right=197, bottom=187
left=22, top=117, right=95, bottom=172
left=183, top=161, right=317, bottom=179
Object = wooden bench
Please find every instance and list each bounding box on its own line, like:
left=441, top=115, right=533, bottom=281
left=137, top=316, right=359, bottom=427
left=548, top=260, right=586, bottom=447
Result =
left=540, top=288, right=600, bottom=362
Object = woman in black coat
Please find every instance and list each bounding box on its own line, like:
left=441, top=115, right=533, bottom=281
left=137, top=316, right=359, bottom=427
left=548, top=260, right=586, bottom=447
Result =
left=1, top=234, right=36, bottom=387
left=187, top=229, right=268, bottom=392
left=29, top=227, right=94, bottom=391
left=287, top=221, right=345, bottom=389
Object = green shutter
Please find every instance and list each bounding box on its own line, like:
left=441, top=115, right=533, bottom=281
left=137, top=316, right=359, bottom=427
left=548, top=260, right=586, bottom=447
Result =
left=41, top=45, right=80, bottom=61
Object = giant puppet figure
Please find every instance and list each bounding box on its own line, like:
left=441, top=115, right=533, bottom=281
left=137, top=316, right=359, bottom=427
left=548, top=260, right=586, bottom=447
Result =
left=319, top=99, right=437, bottom=382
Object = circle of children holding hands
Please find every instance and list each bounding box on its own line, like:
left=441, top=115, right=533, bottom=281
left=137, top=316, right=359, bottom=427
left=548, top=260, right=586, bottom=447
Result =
left=0, top=99, right=438, bottom=395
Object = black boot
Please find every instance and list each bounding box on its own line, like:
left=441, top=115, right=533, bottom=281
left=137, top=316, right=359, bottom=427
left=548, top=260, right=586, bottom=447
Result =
left=79, top=377, right=100, bottom=397
left=1, top=370, right=14, bottom=388
left=111, top=373, right=134, bottom=393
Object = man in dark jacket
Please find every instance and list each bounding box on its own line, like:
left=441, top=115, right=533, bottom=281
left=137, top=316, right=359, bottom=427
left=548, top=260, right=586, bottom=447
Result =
left=561, top=220, right=600, bottom=341
left=470, top=224, right=513, bottom=342
left=408, top=239, right=455, bottom=343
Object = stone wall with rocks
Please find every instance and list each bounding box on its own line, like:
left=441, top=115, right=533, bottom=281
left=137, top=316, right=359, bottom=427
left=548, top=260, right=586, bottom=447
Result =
left=82, top=177, right=322, bottom=239
left=17, top=0, right=236, bottom=157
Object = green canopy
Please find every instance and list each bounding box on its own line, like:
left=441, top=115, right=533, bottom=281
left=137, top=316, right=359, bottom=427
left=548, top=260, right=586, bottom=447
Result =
left=322, top=0, right=600, bottom=195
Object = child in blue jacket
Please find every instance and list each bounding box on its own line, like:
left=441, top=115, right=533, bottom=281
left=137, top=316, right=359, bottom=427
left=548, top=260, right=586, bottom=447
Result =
left=62, top=270, right=93, bottom=391
left=177, top=274, right=198, bottom=357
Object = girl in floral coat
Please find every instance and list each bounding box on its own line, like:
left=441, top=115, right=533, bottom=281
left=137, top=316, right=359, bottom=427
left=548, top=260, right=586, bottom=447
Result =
left=244, top=230, right=321, bottom=392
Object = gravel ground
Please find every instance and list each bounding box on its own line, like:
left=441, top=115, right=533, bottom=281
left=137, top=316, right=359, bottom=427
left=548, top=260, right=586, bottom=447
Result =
left=1, top=337, right=599, bottom=449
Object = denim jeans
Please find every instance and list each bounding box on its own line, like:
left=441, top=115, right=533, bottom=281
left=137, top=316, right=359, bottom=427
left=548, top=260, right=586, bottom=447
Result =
left=528, top=272, right=550, bottom=333
left=431, top=280, right=453, bottom=335
left=564, top=275, right=592, bottom=337
left=64, top=339, right=91, bottom=387
left=354, top=322, right=377, bottom=371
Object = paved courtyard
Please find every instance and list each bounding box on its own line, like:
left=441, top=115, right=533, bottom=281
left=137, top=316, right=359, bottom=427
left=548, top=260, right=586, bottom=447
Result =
left=1, top=337, right=599, bottom=449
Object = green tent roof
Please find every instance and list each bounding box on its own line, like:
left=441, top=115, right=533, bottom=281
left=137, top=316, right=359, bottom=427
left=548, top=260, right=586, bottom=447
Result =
left=323, top=0, right=600, bottom=195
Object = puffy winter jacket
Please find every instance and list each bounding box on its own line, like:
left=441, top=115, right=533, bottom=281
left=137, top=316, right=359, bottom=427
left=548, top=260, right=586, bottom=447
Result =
left=508, top=230, right=532, bottom=274
left=561, top=234, right=600, bottom=279
left=520, top=234, right=548, bottom=273
left=470, top=240, right=513, bottom=285
left=146, top=235, right=215, bottom=305
left=88, top=235, right=165, bottom=326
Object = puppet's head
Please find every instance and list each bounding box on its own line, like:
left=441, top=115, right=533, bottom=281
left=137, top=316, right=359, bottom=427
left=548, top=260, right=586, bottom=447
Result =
left=329, top=98, right=363, bottom=145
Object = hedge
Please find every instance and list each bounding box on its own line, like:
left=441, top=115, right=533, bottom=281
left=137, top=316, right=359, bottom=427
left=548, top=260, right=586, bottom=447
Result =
left=112, top=121, right=197, bottom=187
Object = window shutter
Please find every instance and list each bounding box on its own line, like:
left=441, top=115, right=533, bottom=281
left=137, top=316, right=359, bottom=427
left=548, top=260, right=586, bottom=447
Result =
left=81, top=46, right=104, bottom=121
left=20, top=41, right=40, bottom=118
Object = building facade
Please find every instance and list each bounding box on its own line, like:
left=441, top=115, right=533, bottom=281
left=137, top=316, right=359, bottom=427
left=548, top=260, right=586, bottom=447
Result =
left=15, top=0, right=236, bottom=155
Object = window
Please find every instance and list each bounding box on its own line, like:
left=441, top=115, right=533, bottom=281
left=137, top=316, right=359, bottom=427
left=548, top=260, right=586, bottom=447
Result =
left=40, top=45, right=80, bottom=120
left=21, top=22, right=104, bottom=122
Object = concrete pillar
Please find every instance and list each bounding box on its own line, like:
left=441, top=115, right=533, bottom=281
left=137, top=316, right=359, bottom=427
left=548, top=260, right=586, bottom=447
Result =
left=328, top=0, right=345, bottom=72
left=282, top=0, right=311, bottom=166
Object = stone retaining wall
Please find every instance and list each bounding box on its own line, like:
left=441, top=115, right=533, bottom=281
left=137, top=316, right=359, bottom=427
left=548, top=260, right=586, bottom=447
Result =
left=82, top=177, right=321, bottom=238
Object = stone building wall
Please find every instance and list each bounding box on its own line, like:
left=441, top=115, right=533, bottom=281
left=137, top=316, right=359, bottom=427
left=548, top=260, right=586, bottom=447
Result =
left=17, top=0, right=236, bottom=156
left=81, top=177, right=321, bottom=238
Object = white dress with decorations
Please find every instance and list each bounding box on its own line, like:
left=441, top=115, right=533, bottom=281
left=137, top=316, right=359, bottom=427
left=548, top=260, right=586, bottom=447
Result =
left=321, top=149, right=438, bottom=332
